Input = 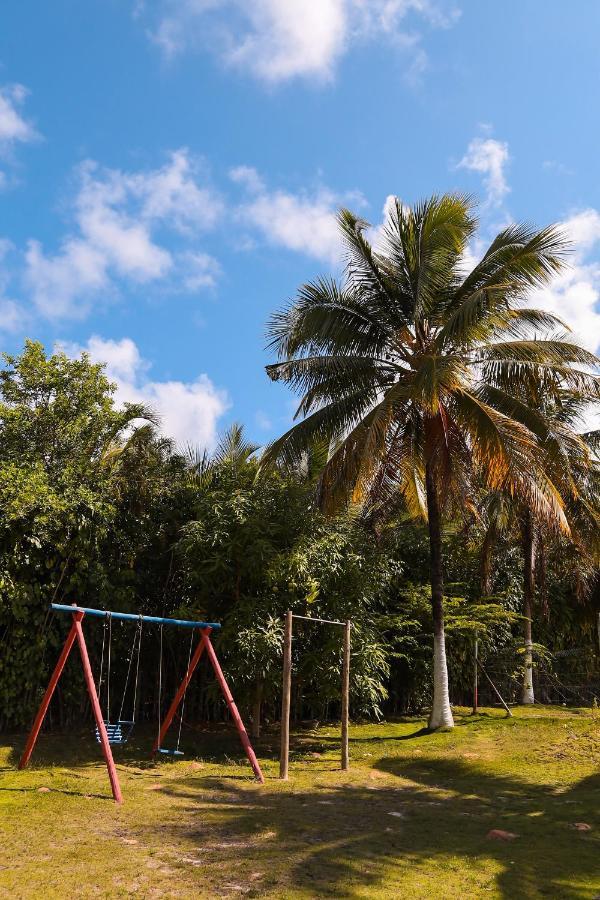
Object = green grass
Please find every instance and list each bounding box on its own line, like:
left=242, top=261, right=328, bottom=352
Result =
left=1, top=707, right=599, bottom=898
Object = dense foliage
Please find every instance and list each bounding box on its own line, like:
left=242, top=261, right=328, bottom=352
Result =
left=0, top=339, right=598, bottom=734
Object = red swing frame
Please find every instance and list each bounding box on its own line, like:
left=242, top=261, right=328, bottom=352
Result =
left=19, top=607, right=264, bottom=803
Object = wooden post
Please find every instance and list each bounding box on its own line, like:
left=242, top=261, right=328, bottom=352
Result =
left=472, top=633, right=479, bottom=715
left=279, top=610, right=293, bottom=780
left=341, top=620, right=351, bottom=771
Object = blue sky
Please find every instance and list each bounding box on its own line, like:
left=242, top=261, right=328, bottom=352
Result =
left=1, top=1, right=600, bottom=447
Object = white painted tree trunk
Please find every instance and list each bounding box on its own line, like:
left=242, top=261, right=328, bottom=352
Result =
left=521, top=640, right=535, bottom=704
left=428, top=629, right=454, bottom=729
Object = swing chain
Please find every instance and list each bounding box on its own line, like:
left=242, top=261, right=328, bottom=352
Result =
left=157, top=623, right=164, bottom=750
left=175, top=629, right=195, bottom=752
left=106, top=612, right=112, bottom=723
left=117, top=614, right=144, bottom=724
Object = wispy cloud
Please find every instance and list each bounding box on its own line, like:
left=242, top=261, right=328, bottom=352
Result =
left=456, top=133, right=600, bottom=358
left=144, top=0, right=460, bottom=85
left=0, top=239, right=28, bottom=334
left=231, top=165, right=344, bottom=264
left=527, top=209, right=600, bottom=354
left=24, top=150, right=223, bottom=319
left=0, top=83, right=39, bottom=187
left=458, top=135, right=510, bottom=208
left=542, top=159, right=574, bottom=177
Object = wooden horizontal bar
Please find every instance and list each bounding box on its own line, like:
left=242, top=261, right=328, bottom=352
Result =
left=50, top=604, right=221, bottom=630
left=291, top=614, right=348, bottom=626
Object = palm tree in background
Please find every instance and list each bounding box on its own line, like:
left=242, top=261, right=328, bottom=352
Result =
left=478, top=398, right=599, bottom=704
left=263, top=194, right=600, bottom=728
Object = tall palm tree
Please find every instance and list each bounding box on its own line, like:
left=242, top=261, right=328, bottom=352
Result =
left=262, top=195, right=600, bottom=729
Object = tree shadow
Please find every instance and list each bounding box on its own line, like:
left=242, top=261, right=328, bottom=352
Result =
left=146, top=758, right=599, bottom=898
left=3, top=724, right=274, bottom=772
left=0, top=786, right=112, bottom=801
left=296, top=727, right=430, bottom=746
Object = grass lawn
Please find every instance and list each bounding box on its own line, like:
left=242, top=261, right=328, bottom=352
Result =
left=0, top=706, right=599, bottom=898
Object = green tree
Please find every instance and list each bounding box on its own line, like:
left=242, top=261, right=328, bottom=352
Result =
left=263, top=194, right=599, bottom=728
left=0, top=341, right=153, bottom=727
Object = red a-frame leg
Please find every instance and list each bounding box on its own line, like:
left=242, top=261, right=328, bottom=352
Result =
left=19, top=611, right=123, bottom=804
left=201, top=630, right=264, bottom=783
left=151, top=628, right=207, bottom=755
left=154, top=627, right=264, bottom=783
left=19, top=617, right=79, bottom=770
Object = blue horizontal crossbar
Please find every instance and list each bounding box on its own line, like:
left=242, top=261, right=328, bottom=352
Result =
left=51, top=603, right=221, bottom=630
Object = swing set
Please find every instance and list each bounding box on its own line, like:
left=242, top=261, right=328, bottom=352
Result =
left=19, top=603, right=264, bottom=803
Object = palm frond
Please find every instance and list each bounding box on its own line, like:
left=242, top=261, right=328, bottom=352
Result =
left=266, top=354, right=398, bottom=419
left=454, top=223, right=569, bottom=306
left=382, top=193, right=475, bottom=323
left=266, top=276, right=390, bottom=360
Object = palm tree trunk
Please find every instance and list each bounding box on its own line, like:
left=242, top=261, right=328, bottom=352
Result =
left=480, top=521, right=497, bottom=598
left=522, top=511, right=536, bottom=705
left=425, top=462, right=454, bottom=729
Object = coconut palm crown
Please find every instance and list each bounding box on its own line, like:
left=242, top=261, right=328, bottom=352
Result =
left=263, top=194, right=600, bottom=729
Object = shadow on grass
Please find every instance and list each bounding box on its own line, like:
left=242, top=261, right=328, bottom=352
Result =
left=3, top=717, right=432, bottom=773
left=4, top=724, right=274, bottom=771
left=0, top=786, right=112, bottom=800
left=148, top=758, right=599, bottom=898
left=3, top=720, right=599, bottom=896
left=293, top=727, right=430, bottom=746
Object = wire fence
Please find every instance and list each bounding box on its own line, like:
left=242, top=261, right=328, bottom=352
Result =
left=475, top=653, right=600, bottom=708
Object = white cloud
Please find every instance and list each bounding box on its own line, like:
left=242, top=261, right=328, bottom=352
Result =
left=560, top=208, right=600, bottom=252
left=24, top=151, right=222, bottom=319
left=367, top=193, right=399, bottom=252
left=455, top=129, right=597, bottom=361
left=0, top=84, right=36, bottom=146
left=0, top=297, right=27, bottom=332
left=230, top=165, right=265, bottom=194
left=62, top=335, right=229, bottom=448
left=0, top=83, right=38, bottom=187
left=231, top=166, right=342, bottom=264
left=128, top=148, right=223, bottom=232
left=180, top=251, right=221, bottom=290
left=82, top=334, right=147, bottom=382
left=458, top=136, right=510, bottom=207
left=227, top=0, right=347, bottom=83
left=527, top=210, right=600, bottom=354
left=0, top=239, right=28, bottom=332
left=146, top=0, right=460, bottom=84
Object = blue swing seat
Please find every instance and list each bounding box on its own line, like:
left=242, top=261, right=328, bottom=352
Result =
left=96, top=720, right=135, bottom=746
left=157, top=747, right=184, bottom=756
